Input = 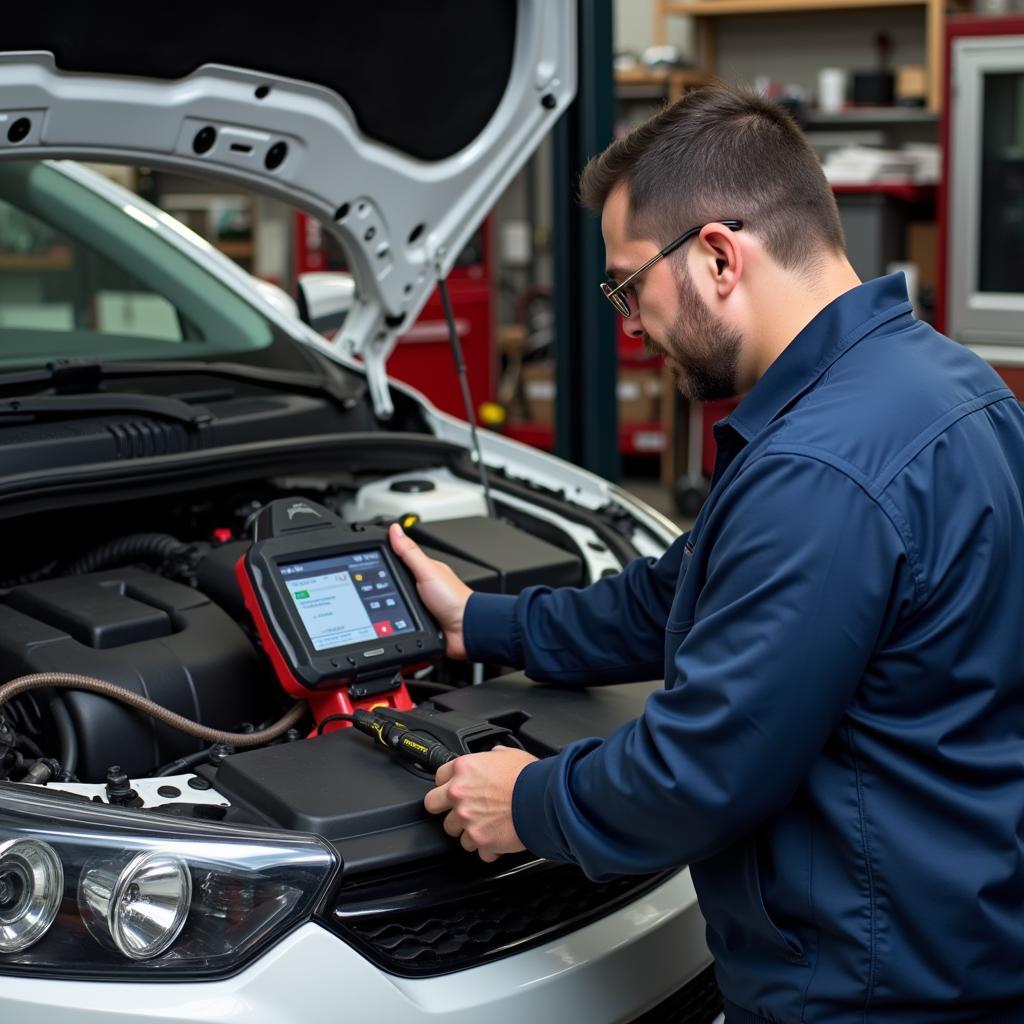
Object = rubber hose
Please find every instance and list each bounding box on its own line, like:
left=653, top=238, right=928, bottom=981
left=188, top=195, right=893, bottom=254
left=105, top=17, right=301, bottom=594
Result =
left=0, top=561, right=59, bottom=588
left=46, top=693, right=78, bottom=776
left=14, top=732, right=43, bottom=759
left=66, top=533, right=191, bottom=575
left=0, top=673, right=307, bottom=748
left=155, top=748, right=217, bottom=778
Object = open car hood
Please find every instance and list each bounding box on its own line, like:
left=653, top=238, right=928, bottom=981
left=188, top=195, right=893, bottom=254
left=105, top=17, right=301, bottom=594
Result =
left=0, top=2, right=576, bottom=417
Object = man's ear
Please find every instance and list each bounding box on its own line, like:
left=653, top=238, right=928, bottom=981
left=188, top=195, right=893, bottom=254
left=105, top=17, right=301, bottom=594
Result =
left=697, top=223, right=742, bottom=298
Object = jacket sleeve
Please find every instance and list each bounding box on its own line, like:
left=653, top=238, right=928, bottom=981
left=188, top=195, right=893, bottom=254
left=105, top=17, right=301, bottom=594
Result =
left=510, top=454, right=915, bottom=879
left=461, top=531, right=691, bottom=684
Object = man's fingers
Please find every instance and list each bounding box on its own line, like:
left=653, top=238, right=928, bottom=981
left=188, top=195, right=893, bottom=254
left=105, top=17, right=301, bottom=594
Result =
left=388, top=523, right=434, bottom=580
left=443, top=810, right=464, bottom=839
left=460, top=830, right=478, bottom=853
left=423, top=782, right=453, bottom=816
left=434, top=760, right=457, bottom=787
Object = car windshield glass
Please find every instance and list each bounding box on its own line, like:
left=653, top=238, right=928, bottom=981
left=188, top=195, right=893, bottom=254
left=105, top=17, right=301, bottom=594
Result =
left=0, top=160, right=277, bottom=368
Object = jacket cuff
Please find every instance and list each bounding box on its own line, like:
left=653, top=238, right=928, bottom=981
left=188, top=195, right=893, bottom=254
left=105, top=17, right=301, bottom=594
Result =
left=463, top=592, right=522, bottom=665
left=511, top=756, right=566, bottom=862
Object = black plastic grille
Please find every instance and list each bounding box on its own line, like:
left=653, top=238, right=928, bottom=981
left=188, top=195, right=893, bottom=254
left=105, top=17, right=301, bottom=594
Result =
left=322, top=858, right=675, bottom=977
left=629, top=964, right=723, bottom=1024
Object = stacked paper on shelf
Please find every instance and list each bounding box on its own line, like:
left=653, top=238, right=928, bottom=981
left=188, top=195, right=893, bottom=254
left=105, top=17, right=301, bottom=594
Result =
left=822, top=144, right=940, bottom=185
left=902, top=143, right=941, bottom=183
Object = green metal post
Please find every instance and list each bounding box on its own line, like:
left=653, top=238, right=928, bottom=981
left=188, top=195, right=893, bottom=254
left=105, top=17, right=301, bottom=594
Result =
left=553, top=0, right=619, bottom=482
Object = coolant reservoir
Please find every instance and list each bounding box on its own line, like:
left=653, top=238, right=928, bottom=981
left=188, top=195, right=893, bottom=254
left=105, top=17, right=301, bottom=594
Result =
left=345, top=472, right=488, bottom=523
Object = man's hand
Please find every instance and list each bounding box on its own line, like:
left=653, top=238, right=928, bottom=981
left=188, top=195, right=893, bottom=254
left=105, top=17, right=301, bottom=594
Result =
left=424, top=745, right=537, bottom=862
left=389, top=523, right=473, bottom=660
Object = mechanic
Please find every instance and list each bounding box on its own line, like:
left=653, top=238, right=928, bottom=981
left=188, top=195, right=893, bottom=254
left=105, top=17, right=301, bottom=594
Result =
left=390, top=85, right=1024, bottom=1023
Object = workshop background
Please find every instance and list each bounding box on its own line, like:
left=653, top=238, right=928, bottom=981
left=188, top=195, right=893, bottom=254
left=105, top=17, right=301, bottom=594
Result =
left=77, top=0, right=1024, bottom=524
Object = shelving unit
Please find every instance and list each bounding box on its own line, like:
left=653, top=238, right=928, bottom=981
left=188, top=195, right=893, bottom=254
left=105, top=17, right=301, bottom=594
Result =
left=505, top=420, right=666, bottom=456
left=504, top=332, right=669, bottom=459
left=212, top=240, right=255, bottom=260
left=653, top=0, right=965, bottom=111
left=156, top=187, right=257, bottom=273
left=830, top=182, right=936, bottom=200
left=614, top=66, right=709, bottom=101
left=662, top=0, right=935, bottom=11
left=804, top=107, right=939, bottom=126
left=0, top=251, right=72, bottom=271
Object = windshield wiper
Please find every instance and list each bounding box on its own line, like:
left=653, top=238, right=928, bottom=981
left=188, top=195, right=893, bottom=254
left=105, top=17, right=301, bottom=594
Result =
left=0, top=392, right=212, bottom=430
left=0, top=358, right=365, bottom=409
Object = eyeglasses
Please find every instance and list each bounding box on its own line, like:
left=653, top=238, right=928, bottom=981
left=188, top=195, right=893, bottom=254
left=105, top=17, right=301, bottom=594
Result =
left=600, top=219, right=743, bottom=318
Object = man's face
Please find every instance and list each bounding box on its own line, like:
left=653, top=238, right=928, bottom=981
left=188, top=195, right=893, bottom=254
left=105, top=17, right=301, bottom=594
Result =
left=655, top=267, right=742, bottom=401
left=601, top=185, right=742, bottom=401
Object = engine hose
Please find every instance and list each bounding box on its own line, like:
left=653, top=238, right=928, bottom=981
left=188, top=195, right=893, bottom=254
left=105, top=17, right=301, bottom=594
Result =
left=0, top=560, right=59, bottom=588
left=155, top=747, right=219, bottom=778
left=66, top=533, right=192, bottom=575
left=0, top=673, right=307, bottom=748
left=46, top=693, right=78, bottom=776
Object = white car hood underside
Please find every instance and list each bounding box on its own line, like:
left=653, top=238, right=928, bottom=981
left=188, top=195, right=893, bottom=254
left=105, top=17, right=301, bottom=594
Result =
left=0, top=2, right=576, bottom=417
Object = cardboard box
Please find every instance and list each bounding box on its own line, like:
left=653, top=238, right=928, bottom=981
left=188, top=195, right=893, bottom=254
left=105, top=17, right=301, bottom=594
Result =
left=617, top=367, right=661, bottom=424
left=896, top=65, right=927, bottom=105
left=518, top=362, right=661, bottom=427
left=521, top=360, right=556, bottom=426
left=906, top=221, right=937, bottom=291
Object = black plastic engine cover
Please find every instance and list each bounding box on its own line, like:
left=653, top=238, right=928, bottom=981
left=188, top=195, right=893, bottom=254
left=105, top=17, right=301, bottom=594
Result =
left=407, top=517, right=582, bottom=592
left=212, top=675, right=659, bottom=874
left=0, top=568, right=277, bottom=781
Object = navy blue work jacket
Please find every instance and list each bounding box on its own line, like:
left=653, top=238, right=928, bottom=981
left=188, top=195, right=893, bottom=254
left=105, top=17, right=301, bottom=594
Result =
left=464, top=275, right=1024, bottom=1023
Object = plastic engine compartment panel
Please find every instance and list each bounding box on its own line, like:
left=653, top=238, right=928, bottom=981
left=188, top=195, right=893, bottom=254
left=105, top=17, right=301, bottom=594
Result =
left=407, top=517, right=582, bottom=592
left=0, top=568, right=276, bottom=780
left=212, top=675, right=660, bottom=874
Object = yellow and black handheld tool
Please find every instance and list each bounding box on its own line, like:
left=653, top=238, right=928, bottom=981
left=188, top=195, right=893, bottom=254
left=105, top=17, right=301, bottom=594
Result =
left=346, top=704, right=524, bottom=777
left=351, top=707, right=458, bottom=773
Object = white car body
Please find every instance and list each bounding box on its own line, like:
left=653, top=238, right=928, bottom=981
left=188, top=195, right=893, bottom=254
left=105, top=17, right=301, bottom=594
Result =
left=2, top=874, right=709, bottom=1024
left=0, top=5, right=718, bottom=1021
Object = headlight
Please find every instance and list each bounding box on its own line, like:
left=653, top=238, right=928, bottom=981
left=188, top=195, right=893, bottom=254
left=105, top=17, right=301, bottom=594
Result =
left=80, top=852, right=192, bottom=960
left=0, top=783, right=338, bottom=980
left=0, top=838, right=63, bottom=953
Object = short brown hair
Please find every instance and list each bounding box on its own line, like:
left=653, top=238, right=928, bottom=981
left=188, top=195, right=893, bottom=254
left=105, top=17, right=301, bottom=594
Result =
left=579, top=84, right=845, bottom=269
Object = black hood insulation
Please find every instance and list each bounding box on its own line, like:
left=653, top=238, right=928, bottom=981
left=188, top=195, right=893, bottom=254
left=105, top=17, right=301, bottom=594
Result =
left=2, top=2, right=517, bottom=161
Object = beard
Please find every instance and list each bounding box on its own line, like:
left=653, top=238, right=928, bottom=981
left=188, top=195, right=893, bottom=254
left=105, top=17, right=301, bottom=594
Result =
left=643, top=268, right=742, bottom=402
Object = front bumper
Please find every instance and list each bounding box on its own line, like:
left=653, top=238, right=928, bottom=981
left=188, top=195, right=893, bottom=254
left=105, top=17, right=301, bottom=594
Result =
left=0, top=870, right=711, bottom=1023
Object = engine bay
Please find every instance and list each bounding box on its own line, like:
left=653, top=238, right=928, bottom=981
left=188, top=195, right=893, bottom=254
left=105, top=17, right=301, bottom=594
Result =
left=0, top=466, right=654, bottom=875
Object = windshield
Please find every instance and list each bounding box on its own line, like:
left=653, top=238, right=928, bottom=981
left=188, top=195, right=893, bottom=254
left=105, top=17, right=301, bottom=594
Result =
left=0, top=161, right=281, bottom=368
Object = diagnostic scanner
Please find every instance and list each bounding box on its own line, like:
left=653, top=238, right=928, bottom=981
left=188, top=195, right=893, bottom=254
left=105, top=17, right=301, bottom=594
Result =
left=235, top=497, right=444, bottom=732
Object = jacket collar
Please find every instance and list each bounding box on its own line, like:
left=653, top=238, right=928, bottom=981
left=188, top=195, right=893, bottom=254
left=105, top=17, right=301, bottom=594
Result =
left=725, top=272, right=914, bottom=443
